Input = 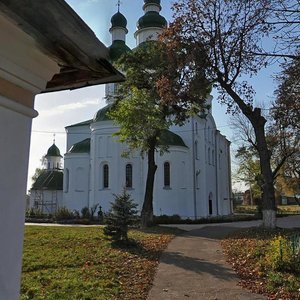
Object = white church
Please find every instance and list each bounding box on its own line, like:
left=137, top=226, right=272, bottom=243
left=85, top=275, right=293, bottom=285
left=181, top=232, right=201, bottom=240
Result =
left=31, top=0, right=233, bottom=219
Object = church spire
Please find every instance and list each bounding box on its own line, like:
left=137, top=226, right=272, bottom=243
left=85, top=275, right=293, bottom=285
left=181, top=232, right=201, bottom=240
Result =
left=106, top=2, right=131, bottom=100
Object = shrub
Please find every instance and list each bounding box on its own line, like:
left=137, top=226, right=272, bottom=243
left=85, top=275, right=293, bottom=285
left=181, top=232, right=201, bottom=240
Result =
left=90, top=204, right=99, bottom=221
left=25, top=208, right=45, bottom=219
left=103, top=190, right=139, bottom=242
left=81, top=207, right=91, bottom=219
left=264, top=233, right=300, bottom=274
left=54, top=207, right=74, bottom=221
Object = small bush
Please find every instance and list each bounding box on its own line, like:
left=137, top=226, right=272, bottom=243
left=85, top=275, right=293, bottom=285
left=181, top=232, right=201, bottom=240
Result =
left=104, top=190, right=139, bottom=242
left=54, top=207, right=74, bottom=221
left=264, top=233, right=300, bottom=274
left=25, top=208, right=45, bottom=219
left=81, top=207, right=91, bottom=219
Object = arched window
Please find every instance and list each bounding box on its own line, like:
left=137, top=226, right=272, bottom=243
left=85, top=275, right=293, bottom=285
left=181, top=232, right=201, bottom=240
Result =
left=209, top=193, right=213, bottom=215
left=103, top=164, right=109, bottom=188
left=212, top=150, right=215, bottom=165
left=125, top=164, right=133, bottom=188
left=208, top=147, right=211, bottom=164
left=164, top=162, right=170, bottom=187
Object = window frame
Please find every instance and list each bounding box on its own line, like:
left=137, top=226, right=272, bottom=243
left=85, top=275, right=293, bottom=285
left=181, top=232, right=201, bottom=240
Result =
left=125, top=163, right=133, bottom=188
left=163, top=161, right=171, bottom=188
left=103, top=164, right=109, bottom=188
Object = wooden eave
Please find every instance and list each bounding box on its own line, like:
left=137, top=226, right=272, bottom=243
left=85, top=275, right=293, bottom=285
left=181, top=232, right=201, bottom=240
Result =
left=0, top=0, right=125, bottom=92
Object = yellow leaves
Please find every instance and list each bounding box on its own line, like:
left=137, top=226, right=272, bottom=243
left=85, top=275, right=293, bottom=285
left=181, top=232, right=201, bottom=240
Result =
left=222, top=228, right=300, bottom=299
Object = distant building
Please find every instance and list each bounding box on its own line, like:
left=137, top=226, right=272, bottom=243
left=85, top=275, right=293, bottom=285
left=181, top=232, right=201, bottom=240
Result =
left=29, top=143, right=63, bottom=214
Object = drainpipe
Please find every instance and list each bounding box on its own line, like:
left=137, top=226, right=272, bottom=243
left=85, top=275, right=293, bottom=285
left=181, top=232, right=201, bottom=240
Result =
left=191, top=117, right=197, bottom=219
left=215, top=131, right=219, bottom=215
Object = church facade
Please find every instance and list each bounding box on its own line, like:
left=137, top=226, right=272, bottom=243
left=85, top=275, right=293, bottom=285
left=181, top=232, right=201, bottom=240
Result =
left=61, top=0, right=233, bottom=219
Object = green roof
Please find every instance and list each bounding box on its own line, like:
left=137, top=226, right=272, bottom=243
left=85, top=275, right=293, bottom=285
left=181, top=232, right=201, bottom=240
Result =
left=68, top=138, right=91, bottom=154
left=145, top=0, right=161, bottom=3
left=111, top=11, right=127, bottom=28
left=109, top=40, right=131, bottom=61
left=144, top=0, right=161, bottom=8
left=137, top=11, right=167, bottom=30
left=159, top=130, right=188, bottom=148
left=93, top=104, right=113, bottom=122
left=65, top=119, right=92, bottom=129
left=46, top=144, right=62, bottom=157
left=31, top=170, right=63, bottom=190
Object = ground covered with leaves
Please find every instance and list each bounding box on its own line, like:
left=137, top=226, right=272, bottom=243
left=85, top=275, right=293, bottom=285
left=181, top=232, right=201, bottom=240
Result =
left=222, top=227, right=300, bottom=300
left=21, top=225, right=180, bottom=300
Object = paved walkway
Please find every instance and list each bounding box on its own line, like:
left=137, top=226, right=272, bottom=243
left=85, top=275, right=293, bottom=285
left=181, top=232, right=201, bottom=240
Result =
left=147, top=215, right=300, bottom=300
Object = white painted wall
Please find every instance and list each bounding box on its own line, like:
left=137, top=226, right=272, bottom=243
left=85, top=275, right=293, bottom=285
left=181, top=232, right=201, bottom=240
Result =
left=63, top=153, right=90, bottom=212
left=0, top=104, right=32, bottom=299
left=135, top=27, right=163, bottom=45
left=65, top=125, right=91, bottom=153
left=64, top=110, right=232, bottom=219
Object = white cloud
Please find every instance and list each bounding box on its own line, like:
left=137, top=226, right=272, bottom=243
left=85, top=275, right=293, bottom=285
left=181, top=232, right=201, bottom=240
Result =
left=39, top=98, right=99, bottom=117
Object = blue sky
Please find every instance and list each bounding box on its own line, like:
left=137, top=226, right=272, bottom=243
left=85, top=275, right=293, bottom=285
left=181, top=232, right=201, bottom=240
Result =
left=27, top=0, right=277, bottom=191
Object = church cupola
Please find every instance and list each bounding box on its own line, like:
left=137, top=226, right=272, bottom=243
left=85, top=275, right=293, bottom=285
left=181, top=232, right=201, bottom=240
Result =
left=135, top=0, right=167, bottom=45
left=108, top=3, right=130, bottom=62
left=45, top=142, right=63, bottom=170
left=106, top=3, right=131, bottom=100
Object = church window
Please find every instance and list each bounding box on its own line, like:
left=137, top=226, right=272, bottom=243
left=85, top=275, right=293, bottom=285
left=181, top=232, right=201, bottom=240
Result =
left=212, top=150, right=215, bottom=165
left=209, top=193, right=213, bottom=215
left=208, top=147, right=211, bottom=164
left=125, top=164, right=133, bottom=188
left=164, top=162, right=170, bottom=187
left=103, top=164, right=109, bottom=188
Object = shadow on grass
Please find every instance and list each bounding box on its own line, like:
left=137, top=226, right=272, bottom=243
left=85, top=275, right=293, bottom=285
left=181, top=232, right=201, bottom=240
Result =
left=110, top=238, right=162, bottom=262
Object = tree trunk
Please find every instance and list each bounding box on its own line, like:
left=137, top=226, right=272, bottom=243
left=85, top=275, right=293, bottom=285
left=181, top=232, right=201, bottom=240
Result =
left=251, top=111, right=277, bottom=228
left=219, top=79, right=277, bottom=228
left=141, top=140, right=157, bottom=228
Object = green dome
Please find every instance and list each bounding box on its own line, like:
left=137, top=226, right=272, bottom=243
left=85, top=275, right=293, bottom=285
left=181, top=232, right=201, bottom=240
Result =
left=158, top=130, right=188, bottom=148
left=144, top=0, right=161, bottom=5
left=46, top=144, right=62, bottom=157
left=109, top=40, right=131, bottom=61
left=68, top=138, right=90, bottom=154
left=93, top=104, right=112, bottom=122
left=137, top=11, right=167, bottom=30
left=111, top=11, right=127, bottom=28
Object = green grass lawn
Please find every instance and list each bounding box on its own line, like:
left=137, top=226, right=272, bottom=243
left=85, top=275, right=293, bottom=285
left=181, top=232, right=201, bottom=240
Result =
left=21, top=226, right=179, bottom=300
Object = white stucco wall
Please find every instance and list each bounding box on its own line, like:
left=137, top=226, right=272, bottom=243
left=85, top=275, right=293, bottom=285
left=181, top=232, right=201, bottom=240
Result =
left=64, top=110, right=232, bottom=220
left=0, top=104, right=33, bottom=299
left=65, top=125, right=91, bottom=153
left=63, top=153, right=90, bottom=212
